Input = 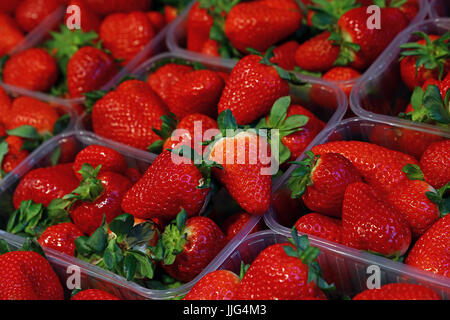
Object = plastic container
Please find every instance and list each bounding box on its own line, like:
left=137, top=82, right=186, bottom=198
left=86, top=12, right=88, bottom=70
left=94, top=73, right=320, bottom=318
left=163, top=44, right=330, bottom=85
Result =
left=428, top=0, right=450, bottom=18
left=263, top=117, right=450, bottom=297
left=350, top=18, right=450, bottom=132
left=166, top=0, right=429, bottom=98
left=0, top=130, right=261, bottom=300
left=217, top=230, right=450, bottom=299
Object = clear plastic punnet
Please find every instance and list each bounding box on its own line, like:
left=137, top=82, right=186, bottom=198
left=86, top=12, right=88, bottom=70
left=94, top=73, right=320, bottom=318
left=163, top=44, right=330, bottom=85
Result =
left=0, top=130, right=261, bottom=300
left=216, top=230, right=450, bottom=299
left=350, top=18, right=450, bottom=132
left=263, top=117, right=450, bottom=299
left=428, top=0, right=449, bottom=18
left=166, top=0, right=429, bottom=98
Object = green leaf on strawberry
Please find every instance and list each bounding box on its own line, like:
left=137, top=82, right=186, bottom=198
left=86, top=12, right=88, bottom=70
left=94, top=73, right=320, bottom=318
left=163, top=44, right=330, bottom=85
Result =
left=287, top=151, right=318, bottom=198
left=0, top=141, right=9, bottom=172
left=63, top=164, right=104, bottom=203
left=157, top=209, right=189, bottom=265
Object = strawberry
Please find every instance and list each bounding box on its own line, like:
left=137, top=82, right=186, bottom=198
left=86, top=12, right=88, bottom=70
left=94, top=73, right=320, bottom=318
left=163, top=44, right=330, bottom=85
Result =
left=187, top=2, right=214, bottom=52
left=184, top=270, right=240, bottom=300
left=217, top=53, right=291, bottom=125
left=146, top=11, right=166, bottom=34
left=208, top=111, right=272, bottom=215
left=270, top=41, right=300, bottom=71
left=236, top=229, right=333, bottom=300
left=420, top=140, right=450, bottom=189
left=221, top=212, right=263, bottom=242
left=2, top=48, right=58, bottom=92
left=99, top=11, right=155, bottom=66
left=157, top=210, right=226, bottom=282
left=71, top=289, right=120, bottom=300
left=91, top=80, right=170, bottom=150
left=84, top=0, right=151, bottom=15
left=0, top=85, right=11, bottom=124
left=200, top=39, right=221, bottom=57
left=0, top=241, right=64, bottom=300
left=12, top=163, right=79, bottom=209
left=121, top=150, right=210, bottom=221
left=322, top=66, right=361, bottom=97
left=289, top=152, right=362, bottom=217
left=38, top=222, right=84, bottom=256
left=164, top=5, right=178, bottom=24
left=311, top=141, right=419, bottom=194
left=14, top=0, right=61, bottom=33
left=67, top=164, right=132, bottom=235
left=124, top=167, right=142, bottom=184
left=342, top=182, right=411, bottom=258
left=0, top=13, right=24, bottom=57
left=295, top=213, right=342, bottom=244
left=400, top=33, right=450, bottom=91
left=0, top=0, right=21, bottom=14
left=353, top=283, right=441, bottom=300
left=0, top=136, right=29, bottom=175
left=405, top=214, right=450, bottom=277
left=166, top=69, right=225, bottom=119
left=73, top=144, right=127, bottom=180
left=224, top=0, right=302, bottom=53
left=65, top=0, right=102, bottom=33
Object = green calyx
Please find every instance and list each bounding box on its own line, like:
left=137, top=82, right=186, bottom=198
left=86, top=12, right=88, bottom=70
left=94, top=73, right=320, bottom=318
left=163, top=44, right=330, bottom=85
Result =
left=6, top=199, right=71, bottom=238
left=75, top=214, right=157, bottom=281
left=400, top=31, right=450, bottom=80
left=63, top=164, right=104, bottom=203
left=401, top=84, right=450, bottom=126
left=256, top=96, right=309, bottom=164
left=287, top=151, right=318, bottom=198
left=284, top=227, right=335, bottom=292
left=0, top=238, right=47, bottom=259
left=239, top=261, right=250, bottom=280
left=293, top=66, right=323, bottom=78
left=83, top=90, right=107, bottom=114
left=0, top=141, right=9, bottom=175
left=148, top=112, right=179, bottom=154
left=308, top=0, right=360, bottom=31
left=373, top=0, right=407, bottom=8
left=328, top=25, right=360, bottom=67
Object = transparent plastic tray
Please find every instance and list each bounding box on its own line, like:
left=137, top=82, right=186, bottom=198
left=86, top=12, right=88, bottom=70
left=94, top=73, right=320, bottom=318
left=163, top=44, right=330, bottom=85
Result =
left=0, top=130, right=261, bottom=300
left=350, top=18, right=450, bottom=132
left=263, top=117, right=450, bottom=298
left=217, top=230, right=450, bottom=299
left=166, top=0, right=429, bottom=98
left=428, top=0, right=449, bottom=18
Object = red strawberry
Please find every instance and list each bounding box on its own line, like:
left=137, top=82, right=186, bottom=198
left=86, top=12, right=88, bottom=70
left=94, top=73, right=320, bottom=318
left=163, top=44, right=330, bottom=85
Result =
left=38, top=222, right=84, bottom=256
left=12, top=163, right=79, bottom=209
left=0, top=0, right=21, bottom=14
left=1, top=136, right=29, bottom=174
left=221, top=212, right=263, bottom=242
left=121, top=150, right=209, bottom=221
left=0, top=85, right=11, bottom=125
left=2, top=48, right=58, bottom=92
left=405, top=214, right=450, bottom=277
left=289, top=152, right=362, bottom=217
left=91, top=80, right=169, bottom=150
left=71, top=289, right=120, bottom=300
left=184, top=270, right=240, bottom=300
left=0, top=13, right=24, bottom=57
left=270, top=40, right=300, bottom=71
left=322, top=67, right=361, bottom=97
left=99, top=11, right=155, bottom=66
left=311, top=141, right=419, bottom=194
left=420, top=140, right=450, bottom=189
left=14, top=0, right=61, bottom=33
left=158, top=210, right=226, bottom=282
left=236, top=231, right=333, bottom=300
left=84, top=0, right=151, bottom=15
left=124, top=167, right=141, bottom=184
left=353, top=283, right=441, bottom=300
left=166, top=69, right=225, bottom=119
left=65, top=0, right=102, bottom=33
left=187, top=2, right=214, bottom=52
left=218, top=54, right=290, bottom=125
left=68, top=165, right=132, bottom=235
left=73, top=144, right=127, bottom=180
left=295, top=213, right=342, bottom=244
left=0, top=250, right=64, bottom=300
left=200, top=39, right=220, bottom=57
left=342, top=182, right=411, bottom=257
left=146, top=11, right=166, bottom=34
left=224, top=1, right=302, bottom=53
left=164, top=5, right=178, bottom=24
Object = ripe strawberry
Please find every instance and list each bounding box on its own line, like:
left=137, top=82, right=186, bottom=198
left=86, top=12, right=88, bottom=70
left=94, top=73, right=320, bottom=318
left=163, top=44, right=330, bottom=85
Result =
left=0, top=136, right=29, bottom=175
left=158, top=210, right=226, bottom=282
left=187, top=2, right=214, bottom=52
left=0, top=13, right=24, bottom=57
left=221, top=212, right=263, bottom=242
left=184, top=270, right=240, bottom=300
left=218, top=54, right=290, bottom=125
left=342, top=182, right=411, bottom=257
left=12, top=163, right=79, bottom=209
left=146, top=11, right=166, bottom=34
left=38, top=222, right=84, bottom=256
left=224, top=0, right=302, bottom=53
left=73, top=144, right=127, bottom=180
left=68, top=165, right=132, bottom=235
left=289, top=152, right=362, bottom=217
left=420, top=140, right=450, bottom=189
left=200, top=39, right=221, bottom=57
left=65, top=0, right=102, bottom=33
left=0, top=249, right=63, bottom=300
left=14, top=0, right=61, bottom=33
left=0, top=0, right=21, bottom=14
left=208, top=112, right=272, bottom=215
left=2, top=48, right=58, bottom=92
left=147, top=63, right=194, bottom=105
left=295, top=213, right=342, bottom=244
left=164, top=5, right=178, bottom=24
left=166, top=69, right=225, bottom=119
left=84, top=0, right=151, bottom=15
left=322, top=67, right=361, bottom=97
left=99, top=11, right=155, bottom=66
left=270, top=41, right=300, bottom=71
left=405, top=214, right=450, bottom=277
left=124, top=167, right=141, bottom=184
left=311, top=141, right=419, bottom=193
left=121, top=150, right=210, bottom=220
left=91, top=80, right=169, bottom=150
left=236, top=230, right=333, bottom=300
left=0, top=85, right=11, bottom=125
left=71, top=289, right=120, bottom=300
left=353, top=283, right=441, bottom=300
